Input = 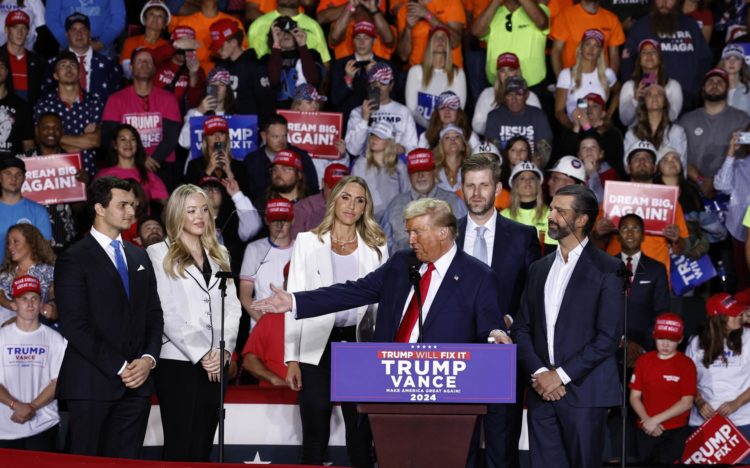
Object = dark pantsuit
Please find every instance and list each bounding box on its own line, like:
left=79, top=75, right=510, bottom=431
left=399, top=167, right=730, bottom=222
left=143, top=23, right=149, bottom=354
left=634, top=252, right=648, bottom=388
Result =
left=298, top=326, right=372, bottom=467
left=155, top=358, right=224, bottom=461
left=67, top=393, right=150, bottom=458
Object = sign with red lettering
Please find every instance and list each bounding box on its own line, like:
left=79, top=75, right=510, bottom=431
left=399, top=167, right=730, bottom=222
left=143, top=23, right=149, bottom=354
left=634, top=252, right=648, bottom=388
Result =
left=21, top=154, right=86, bottom=205
left=278, top=110, right=342, bottom=160
left=123, top=112, right=162, bottom=150
left=603, top=181, right=678, bottom=235
left=682, top=415, right=750, bottom=464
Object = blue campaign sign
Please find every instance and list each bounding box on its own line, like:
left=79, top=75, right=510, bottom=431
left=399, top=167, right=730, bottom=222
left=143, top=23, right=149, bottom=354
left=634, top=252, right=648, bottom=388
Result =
left=670, top=253, right=717, bottom=296
left=331, top=342, right=516, bottom=404
left=188, top=114, right=258, bottom=161
left=417, top=92, right=437, bottom=124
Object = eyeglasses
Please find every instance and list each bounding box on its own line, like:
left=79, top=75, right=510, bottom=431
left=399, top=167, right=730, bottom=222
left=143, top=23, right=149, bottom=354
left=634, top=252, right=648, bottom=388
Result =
left=505, top=13, right=512, bottom=32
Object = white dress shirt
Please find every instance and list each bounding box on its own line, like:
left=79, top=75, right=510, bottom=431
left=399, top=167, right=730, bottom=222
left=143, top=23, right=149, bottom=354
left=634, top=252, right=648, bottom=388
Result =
left=462, top=210, right=497, bottom=266
left=538, top=237, right=589, bottom=385
left=398, top=244, right=457, bottom=343
left=70, top=46, right=93, bottom=92
left=90, top=226, right=127, bottom=270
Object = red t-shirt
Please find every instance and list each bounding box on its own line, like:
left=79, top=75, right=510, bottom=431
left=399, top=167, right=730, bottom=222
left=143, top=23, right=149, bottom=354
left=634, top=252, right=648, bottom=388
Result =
left=241, top=313, right=286, bottom=387
left=8, top=53, right=28, bottom=92
left=630, top=351, right=697, bottom=430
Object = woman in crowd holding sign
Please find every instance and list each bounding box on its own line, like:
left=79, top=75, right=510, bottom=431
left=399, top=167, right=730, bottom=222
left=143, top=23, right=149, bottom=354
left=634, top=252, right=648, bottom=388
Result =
left=285, top=176, right=387, bottom=466
left=95, top=124, right=169, bottom=215
left=685, top=293, right=750, bottom=464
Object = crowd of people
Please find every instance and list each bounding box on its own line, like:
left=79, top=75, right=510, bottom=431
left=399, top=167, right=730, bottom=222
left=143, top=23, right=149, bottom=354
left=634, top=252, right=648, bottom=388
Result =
left=0, top=0, right=750, bottom=466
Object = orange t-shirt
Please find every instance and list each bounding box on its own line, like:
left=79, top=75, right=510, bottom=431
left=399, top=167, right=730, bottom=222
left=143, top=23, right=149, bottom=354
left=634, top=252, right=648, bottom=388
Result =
left=548, top=0, right=574, bottom=21
left=464, top=0, right=490, bottom=20
left=455, top=187, right=511, bottom=211
left=316, top=0, right=396, bottom=59
left=169, top=12, right=246, bottom=74
left=548, top=4, right=625, bottom=69
left=246, top=0, right=278, bottom=15
left=602, top=202, right=689, bottom=277
left=396, top=0, right=466, bottom=68
left=120, top=35, right=169, bottom=68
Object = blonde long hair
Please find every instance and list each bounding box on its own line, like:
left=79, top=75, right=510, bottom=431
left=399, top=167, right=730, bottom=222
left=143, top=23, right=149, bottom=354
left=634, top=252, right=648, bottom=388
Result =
left=162, top=184, right=230, bottom=278
left=421, top=30, right=455, bottom=88
left=366, top=135, right=400, bottom=175
left=312, top=176, right=386, bottom=261
left=571, top=40, right=610, bottom=98
left=507, top=172, right=546, bottom=223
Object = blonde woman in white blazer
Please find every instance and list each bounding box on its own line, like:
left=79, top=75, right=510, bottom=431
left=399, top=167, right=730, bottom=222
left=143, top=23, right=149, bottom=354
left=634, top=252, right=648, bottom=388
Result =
left=147, top=184, right=241, bottom=462
left=285, top=176, right=388, bottom=467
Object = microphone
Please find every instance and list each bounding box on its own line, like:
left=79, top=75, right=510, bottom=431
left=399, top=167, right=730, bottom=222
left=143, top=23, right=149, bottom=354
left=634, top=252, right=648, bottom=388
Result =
left=407, top=252, right=421, bottom=287
left=406, top=251, right=425, bottom=343
left=215, top=271, right=239, bottom=279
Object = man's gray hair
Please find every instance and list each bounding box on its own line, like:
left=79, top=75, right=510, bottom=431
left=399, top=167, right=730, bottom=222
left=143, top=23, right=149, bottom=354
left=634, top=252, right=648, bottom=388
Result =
left=403, top=198, right=457, bottom=239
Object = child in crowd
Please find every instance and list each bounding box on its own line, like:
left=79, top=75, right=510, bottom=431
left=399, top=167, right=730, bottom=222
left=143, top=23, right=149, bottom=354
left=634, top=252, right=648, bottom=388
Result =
left=629, top=313, right=696, bottom=464
left=0, top=276, right=67, bottom=451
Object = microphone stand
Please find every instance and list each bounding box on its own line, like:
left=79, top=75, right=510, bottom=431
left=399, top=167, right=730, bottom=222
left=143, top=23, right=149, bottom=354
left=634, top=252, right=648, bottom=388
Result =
left=215, top=271, right=235, bottom=463
left=408, top=264, right=425, bottom=343
left=618, top=267, right=633, bottom=468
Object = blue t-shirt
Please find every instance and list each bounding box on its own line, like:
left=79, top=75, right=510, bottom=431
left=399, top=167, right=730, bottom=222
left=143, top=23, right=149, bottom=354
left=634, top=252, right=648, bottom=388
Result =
left=0, top=198, right=52, bottom=263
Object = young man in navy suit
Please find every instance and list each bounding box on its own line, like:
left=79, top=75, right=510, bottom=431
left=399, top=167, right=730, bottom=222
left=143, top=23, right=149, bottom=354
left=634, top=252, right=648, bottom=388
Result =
left=252, top=198, right=511, bottom=345
left=512, top=184, right=624, bottom=468
left=55, top=177, right=163, bottom=458
left=456, top=155, right=539, bottom=468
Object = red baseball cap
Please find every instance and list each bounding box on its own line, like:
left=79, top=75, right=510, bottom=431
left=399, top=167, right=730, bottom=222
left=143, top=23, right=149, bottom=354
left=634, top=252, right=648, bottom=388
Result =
left=581, top=28, right=604, bottom=47
left=12, top=275, right=41, bottom=297
left=353, top=21, right=376, bottom=38
left=735, top=288, right=750, bottom=307
left=273, top=149, right=302, bottom=170
left=584, top=92, right=606, bottom=107
left=172, top=25, right=196, bottom=41
left=705, top=67, right=729, bottom=85
left=323, top=163, right=349, bottom=188
left=496, top=52, right=520, bottom=70
left=265, top=198, right=294, bottom=221
left=638, top=38, right=660, bottom=52
left=429, top=25, right=450, bottom=39
left=203, top=115, right=229, bottom=136
left=407, top=149, right=435, bottom=174
left=5, top=10, right=30, bottom=28
left=198, top=175, right=222, bottom=187
left=210, top=18, right=240, bottom=52
left=706, top=293, right=746, bottom=318
left=653, top=313, right=683, bottom=341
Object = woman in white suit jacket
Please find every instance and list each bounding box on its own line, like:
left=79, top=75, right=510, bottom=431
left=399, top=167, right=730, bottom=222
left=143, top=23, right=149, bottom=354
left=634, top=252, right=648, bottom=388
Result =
left=147, top=185, right=241, bottom=462
left=285, top=176, right=388, bottom=467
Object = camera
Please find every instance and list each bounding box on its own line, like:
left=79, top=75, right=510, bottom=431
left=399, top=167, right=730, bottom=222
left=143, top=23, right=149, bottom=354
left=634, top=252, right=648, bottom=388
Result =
left=738, top=132, right=750, bottom=145
left=276, top=16, right=297, bottom=32
left=576, top=98, right=588, bottom=110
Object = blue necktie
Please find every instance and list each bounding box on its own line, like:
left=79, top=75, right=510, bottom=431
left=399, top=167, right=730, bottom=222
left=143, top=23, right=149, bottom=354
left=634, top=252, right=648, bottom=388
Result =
left=111, top=239, right=130, bottom=299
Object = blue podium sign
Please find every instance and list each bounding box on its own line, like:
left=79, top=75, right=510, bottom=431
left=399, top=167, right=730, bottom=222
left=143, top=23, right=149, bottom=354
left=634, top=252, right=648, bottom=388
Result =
left=331, top=343, right=516, bottom=404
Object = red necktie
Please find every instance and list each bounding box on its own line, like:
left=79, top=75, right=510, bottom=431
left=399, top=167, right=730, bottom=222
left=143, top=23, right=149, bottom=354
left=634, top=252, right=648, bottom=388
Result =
left=626, top=256, right=633, bottom=284
left=395, top=262, right=435, bottom=343
left=78, top=55, right=87, bottom=91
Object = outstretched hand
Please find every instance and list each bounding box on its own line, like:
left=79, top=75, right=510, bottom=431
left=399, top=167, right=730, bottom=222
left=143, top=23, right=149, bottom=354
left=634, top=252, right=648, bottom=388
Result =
left=250, top=284, right=293, bottom=314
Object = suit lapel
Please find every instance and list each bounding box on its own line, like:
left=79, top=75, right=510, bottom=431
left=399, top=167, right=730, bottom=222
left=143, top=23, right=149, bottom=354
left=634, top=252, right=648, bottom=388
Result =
left=536, top=254, right=555, bottom=349
left=85, top=235, right=129, bottom=301
left=456, top=217, right=467, bottom=251
left=491, top=214, right=508, bottom=271
left=423, top=251, right=464, bottom=332
left=557, top=245, right=593, bottom=324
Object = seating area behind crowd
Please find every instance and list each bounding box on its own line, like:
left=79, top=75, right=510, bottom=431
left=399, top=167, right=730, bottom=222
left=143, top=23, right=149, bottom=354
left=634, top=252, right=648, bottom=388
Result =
left=2, top=0, right=750, bottom=465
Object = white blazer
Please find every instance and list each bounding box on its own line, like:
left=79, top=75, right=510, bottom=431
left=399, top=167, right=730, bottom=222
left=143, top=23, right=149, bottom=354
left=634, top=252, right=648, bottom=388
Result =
left=147, top=241, right=242, bottom=364
left=284, top=231, right=388, bottom=365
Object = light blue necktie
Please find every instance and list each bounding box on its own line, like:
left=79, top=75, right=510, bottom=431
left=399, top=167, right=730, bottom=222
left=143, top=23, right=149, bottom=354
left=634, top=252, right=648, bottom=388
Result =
left=111, top=239, right=130, bottom=299
left=473, top=226, right=488, bottom=265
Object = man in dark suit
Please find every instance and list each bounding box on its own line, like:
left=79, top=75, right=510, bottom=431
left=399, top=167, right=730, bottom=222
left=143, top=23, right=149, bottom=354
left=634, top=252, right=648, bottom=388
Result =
left=41, top=13, right=122, bottom=102
left=512, top=184, right=624, bottom=468
left=617, top=213, right=671, bottom=358
left=456, top=155, right=540, bottom=468
left=55, top=177, right=163, bottom=458
left=252, top=198, right=509, bottom=344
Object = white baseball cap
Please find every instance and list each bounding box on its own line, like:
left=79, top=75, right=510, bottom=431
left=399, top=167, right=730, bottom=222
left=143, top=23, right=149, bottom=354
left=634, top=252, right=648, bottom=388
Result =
left=624, top=140, right=658, bottom=174
left=472, top=142, right=502, bottom=165
left=547, top=156, right=586, bottom=183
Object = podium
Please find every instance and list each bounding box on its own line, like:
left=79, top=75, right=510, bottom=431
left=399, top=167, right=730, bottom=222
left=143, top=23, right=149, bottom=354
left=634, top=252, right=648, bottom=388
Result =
left=360, top=403, right=486, bottom=468
left=331, top=343, right=516, bottom=468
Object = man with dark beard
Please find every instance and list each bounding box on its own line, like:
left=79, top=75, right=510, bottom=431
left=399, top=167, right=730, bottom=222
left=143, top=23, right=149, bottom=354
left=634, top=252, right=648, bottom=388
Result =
left=621, top=0, right=711, bottom=108
left=512, top=184, right=623, bottom=468
left=679, top=68, right=750, bottom=199
left=456, top=154, right=539, bottom=468
left=267, top=149, right=307, bottom=203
